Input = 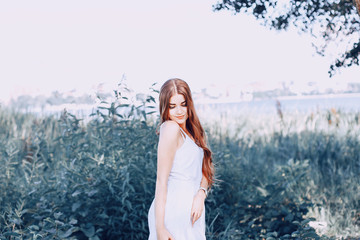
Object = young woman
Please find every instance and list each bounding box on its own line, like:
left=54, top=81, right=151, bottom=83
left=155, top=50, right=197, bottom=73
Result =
left=148, top=78, right=214, bottom=240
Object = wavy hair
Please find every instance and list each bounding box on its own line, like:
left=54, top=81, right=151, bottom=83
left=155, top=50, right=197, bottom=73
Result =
left=157, top=78, right=214, bottom=187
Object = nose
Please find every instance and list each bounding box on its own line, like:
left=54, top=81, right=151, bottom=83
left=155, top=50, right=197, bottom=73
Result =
left=175, top=106, right=183, bottom=114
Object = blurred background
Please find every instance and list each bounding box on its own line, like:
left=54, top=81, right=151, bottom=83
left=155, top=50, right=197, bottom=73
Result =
left=0, top=0, right=359, bottom=239
left=1, top=0, right=359, bottom=115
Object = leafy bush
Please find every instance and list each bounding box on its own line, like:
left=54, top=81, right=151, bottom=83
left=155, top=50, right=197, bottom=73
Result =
left=202, top=110, right=360, bottom=239
left=0, top=88, right=359, bottom=239
left=0, top=89, right=159, bottom=240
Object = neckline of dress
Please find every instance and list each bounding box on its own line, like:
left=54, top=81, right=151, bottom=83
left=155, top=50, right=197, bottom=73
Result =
left=178, top=128, right=204, bottom=153
left=180, top=128, right=195, bottom=143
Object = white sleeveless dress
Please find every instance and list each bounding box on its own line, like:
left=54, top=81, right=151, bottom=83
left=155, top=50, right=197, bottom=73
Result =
left=148, top=127, right=206, bottom=240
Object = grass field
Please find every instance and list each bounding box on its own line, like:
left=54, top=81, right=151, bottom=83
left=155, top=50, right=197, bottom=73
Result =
left=0, top=93, right=359, bottom=239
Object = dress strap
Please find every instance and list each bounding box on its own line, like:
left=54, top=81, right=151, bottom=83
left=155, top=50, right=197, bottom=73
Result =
left=179, top=127, right=187, bottom=140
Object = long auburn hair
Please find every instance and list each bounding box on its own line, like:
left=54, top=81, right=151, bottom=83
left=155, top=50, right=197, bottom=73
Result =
left=157, top=78, right=214, bottom=187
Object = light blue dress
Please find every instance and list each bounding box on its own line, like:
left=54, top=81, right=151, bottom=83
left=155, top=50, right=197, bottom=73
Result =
left=148, top=127, right=205, bottom=240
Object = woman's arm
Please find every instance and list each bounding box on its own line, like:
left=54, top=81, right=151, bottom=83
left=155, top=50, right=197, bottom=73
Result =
left=199, top=175, right=209, bottom=197
left=154, top=121, right=180, bottom=239
left=190, top=174, right=208, bottom=226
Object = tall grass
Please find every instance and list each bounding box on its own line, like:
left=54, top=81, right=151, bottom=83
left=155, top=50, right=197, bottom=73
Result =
left=200, top=106, right=360, bottom=239
left=0, top=90, right=359, bottom=239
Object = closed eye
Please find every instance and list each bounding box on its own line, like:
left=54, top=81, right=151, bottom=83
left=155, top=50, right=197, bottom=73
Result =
left=169, top=101, right=187, bottom=109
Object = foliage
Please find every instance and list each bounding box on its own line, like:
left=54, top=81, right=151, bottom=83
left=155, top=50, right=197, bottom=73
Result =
left=202, top=109, right=360, bottom=239
left=213, top=0, right=360, bottom=76
left=0, top=87, right=360, bottom=239
left=0, top=85, right=158, bottom=240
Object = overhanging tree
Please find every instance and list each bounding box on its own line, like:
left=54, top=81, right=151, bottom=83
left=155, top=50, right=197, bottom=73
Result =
left=213, top=0, right=360, bottom=76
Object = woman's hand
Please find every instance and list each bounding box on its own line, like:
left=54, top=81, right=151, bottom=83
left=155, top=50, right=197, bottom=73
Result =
left=157, top=227, right=175, bottom=240
left=190, top=190, right=206, bottom=226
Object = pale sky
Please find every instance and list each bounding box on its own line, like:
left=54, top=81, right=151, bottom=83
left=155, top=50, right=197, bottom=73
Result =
left=0, top=0, right=358, bottom=104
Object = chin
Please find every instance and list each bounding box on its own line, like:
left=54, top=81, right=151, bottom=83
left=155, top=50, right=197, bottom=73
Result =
left=171, top=117, right=186, bottom=125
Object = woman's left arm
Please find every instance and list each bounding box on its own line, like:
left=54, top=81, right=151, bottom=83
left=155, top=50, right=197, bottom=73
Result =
left=190, top=174, right=208, bottom=226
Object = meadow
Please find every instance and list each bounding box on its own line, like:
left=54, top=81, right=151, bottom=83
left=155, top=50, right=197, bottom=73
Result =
left=0, top=91, right=359, bottom=240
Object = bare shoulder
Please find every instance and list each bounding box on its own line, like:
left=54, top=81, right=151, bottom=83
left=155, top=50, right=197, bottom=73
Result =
left=159, top=120, right=180, bottom=138
left=157, top=121, right=181, bottom=168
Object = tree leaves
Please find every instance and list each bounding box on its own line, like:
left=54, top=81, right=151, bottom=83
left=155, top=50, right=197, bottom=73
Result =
left=214, top=0, right=360, bottom=76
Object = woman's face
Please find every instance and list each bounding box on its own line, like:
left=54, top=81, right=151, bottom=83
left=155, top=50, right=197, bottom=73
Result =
left=168, top=93, right=188, bottom=127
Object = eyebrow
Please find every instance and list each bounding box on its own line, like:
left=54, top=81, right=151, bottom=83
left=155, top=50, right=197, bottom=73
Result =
left=169, top=101, right=186, bottom=105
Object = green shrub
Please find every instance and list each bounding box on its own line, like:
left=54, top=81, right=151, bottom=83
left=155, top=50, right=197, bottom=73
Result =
left=0, top=90, right=359, bottom=239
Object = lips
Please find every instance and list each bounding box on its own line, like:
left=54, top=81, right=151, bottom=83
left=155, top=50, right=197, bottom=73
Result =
left=176, top=115, right=185, bottom=119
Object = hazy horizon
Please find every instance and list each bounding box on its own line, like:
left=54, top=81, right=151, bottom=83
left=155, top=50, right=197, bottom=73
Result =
left=1, top=0, right=359, bottom=104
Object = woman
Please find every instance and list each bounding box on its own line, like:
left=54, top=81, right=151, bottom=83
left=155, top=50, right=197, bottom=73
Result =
left=148, top=78, right=214, bottom=240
